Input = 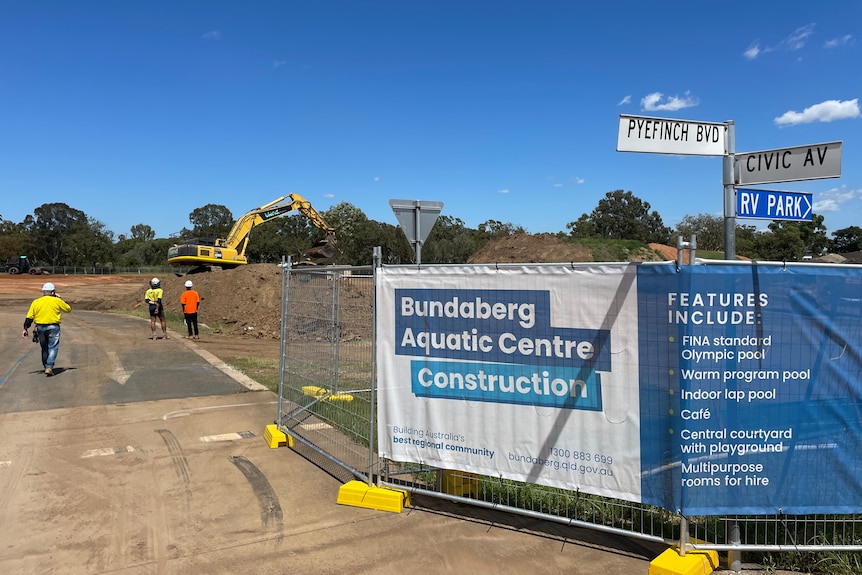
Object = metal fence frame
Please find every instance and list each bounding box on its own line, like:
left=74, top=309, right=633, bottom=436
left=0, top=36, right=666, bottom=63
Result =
left=275, top=252, right=862, bottom=572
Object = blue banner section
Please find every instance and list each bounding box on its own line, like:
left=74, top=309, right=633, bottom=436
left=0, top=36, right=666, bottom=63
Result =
left=638, top=264, right=862, bottom=515
left=410, top=359, right=602, bottom=410
left=395, top=288, right=611, bottom=370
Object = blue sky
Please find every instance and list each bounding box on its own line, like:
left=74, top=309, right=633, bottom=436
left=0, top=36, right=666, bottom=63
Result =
left=1, top=1, right=860, bottom=241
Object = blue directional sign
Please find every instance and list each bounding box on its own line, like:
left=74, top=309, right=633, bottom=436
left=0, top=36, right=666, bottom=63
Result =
left=736, top=188, right=813, bottom=221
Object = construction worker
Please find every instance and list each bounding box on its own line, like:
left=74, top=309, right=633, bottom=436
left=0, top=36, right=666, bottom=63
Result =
left=145, top=278, right=168, bottom=339
left=180, top=279, right=201, bottom=339
left=22, top=282, right=72, bottom=376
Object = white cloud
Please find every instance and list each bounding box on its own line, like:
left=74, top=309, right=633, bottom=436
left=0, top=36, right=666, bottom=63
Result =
left=323, top=193, right=335, bottom=199
left=373, top=176, right=381, bottom=182
left=825, top=35, right=852, bottom=48
left=554, top=183, right=563, bottom=188
left=618, top=95, right=631, bottom=106
left=202, top=30, right=222, bottom=40
left=574, top=177, right=585, bottom=185
left=744, top=24, right=816, bottom=59
left=812, top=198, right=840, bottom=212
left=497, top=189, right=510, bottom=194
left=812, top=186, right=862, bottom=213
left=272, top=60, right=286, bottom=69
left=744, top=42, right=761, bottom=60
left=641, top=91, right=699, bottom=111
left=774, top=98, right=860, bottom=125
left=780, top=24, right=815, bottom=51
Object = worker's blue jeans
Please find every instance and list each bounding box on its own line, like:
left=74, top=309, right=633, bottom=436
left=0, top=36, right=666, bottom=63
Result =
left=36, top=324, right=61, bottom=369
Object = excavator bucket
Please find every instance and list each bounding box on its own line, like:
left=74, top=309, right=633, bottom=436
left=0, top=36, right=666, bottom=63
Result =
left=305, top=233, right=337, bottom=260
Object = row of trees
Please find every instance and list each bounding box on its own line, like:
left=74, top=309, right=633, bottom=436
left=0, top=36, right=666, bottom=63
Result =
left=572, top=190, right=860, bottom=260
left=1, top=190, right=861, bottom=269
left=0, top=200, right=525, bottom=269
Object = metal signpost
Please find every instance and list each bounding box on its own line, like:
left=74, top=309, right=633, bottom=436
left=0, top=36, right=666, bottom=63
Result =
left=389, top=199, right=443, bottom=265
left=617, top=114, right=844, bottom=259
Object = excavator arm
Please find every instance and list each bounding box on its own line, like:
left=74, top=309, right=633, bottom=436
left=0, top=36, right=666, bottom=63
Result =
left=167, top=193, right=337, bottom=269
left=287, top=193, right=338, bottom=259
left=221, top=193, right=336, bottom=261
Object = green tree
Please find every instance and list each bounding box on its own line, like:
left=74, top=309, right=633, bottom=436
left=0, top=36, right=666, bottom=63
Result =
left=67, top=218, right=115, bottom=267
left=116, top=238, right=175, bottom=267
left=567, top=190, right=671, bottom=244
left=0, top=218, right=33, bottom=264
left=422, top=215, right=482, bottom=264
left=372, top=220, right=413, bottom=264
left=477, top=219, right=525, bottom=240
left=130, top=223, right=156, bottom=242
left=831, top=226, right=862, bottom=253
left=674, top=213, right=725, bottom=251
left=320, top=202, right=371, bottom=265
left=189, top=204, right=234, bottom=239
left=28, top=203, right=91, bottom=266
left=753, top=223, right=805, bottom=261
left=766, top=215, right=829, bottom=258
left=735, top=223, right=759, bottom=259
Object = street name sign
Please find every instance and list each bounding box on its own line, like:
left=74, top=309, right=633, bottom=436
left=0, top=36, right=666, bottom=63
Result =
left=617, top=114, right=727, bottom=156
left=736, top=188, right=813, bottom=221
left=735, top=141, right=842, bottom=186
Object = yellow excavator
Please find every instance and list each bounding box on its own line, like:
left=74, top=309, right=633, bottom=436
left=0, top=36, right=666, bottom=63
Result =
left=167, top=193, right=337, bottom=270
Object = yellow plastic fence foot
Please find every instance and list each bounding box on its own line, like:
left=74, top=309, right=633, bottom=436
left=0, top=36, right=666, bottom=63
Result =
left=263, top=424, right=293, bottom=449
left=649, top=548, right=719, bottom=575
left=441, top=469, right=480, bottom=498
left=336, top=480, right=410, bottom=513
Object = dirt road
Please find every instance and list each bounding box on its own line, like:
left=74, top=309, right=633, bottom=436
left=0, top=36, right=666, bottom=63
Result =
left=0, top=275, right=665, bottom=574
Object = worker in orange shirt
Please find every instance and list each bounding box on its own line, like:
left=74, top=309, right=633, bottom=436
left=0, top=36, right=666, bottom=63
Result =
left=180, top=280, right=201, bottom=339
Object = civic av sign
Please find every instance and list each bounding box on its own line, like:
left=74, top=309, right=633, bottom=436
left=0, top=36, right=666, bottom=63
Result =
left=735, top=141, right=842, bottom=186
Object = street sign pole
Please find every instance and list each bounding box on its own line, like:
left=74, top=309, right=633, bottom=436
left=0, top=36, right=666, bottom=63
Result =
left=723, top=121, right=736, bottom=260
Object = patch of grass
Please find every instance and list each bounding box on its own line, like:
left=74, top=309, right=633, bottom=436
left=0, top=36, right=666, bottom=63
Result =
left=565, top=237, right=656, bottom=262
left=695, top=250, right=730, bottom=260
left=225, top=356, right=280, bottom=391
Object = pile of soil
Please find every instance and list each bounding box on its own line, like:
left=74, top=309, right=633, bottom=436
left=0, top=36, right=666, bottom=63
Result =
left=103, top=265, right=287, bottom=339
left=466, top=233, right=667, bottom=264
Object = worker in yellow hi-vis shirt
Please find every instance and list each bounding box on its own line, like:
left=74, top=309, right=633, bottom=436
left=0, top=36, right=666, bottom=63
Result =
left=21, top=282, right=72, bottom=377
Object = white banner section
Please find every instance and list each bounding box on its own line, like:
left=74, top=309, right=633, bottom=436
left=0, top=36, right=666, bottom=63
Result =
left=377, top=265, right=642, bottom=502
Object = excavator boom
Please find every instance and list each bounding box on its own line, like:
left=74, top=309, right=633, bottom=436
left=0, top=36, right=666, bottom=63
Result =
left=167, top=194, right=337, bottom=269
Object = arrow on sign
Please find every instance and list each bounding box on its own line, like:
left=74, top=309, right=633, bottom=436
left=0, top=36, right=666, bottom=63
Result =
left=736, top=188, right=813, bottom=221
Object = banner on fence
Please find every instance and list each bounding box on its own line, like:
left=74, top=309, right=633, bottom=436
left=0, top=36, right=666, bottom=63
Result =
left=376, top=263, right=862, bottom=515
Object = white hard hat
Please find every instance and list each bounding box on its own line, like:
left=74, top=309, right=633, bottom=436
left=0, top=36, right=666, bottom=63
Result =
left=150, top=277, right=161, bottom=288
left=42, top=282, right=55, bottom=292
left=184, top=280, right=194, bottom=288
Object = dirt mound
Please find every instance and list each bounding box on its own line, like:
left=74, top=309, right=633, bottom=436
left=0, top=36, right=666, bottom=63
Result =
left=468, top=233, right=668, bottom=264
left=468, top=234, right=593, bottom=264
left=103, top=264, right=286, bottom=339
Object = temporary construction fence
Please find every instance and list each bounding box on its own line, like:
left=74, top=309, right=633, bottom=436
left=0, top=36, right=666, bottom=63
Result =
left=274, top=250, right=862, bottom=572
